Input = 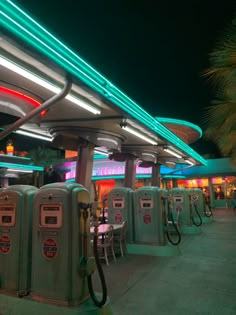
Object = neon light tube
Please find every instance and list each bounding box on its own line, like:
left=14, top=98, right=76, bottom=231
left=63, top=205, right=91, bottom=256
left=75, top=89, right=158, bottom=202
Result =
left=0, top=55, right=101, bottom=115
left=1, top=1, right=207, bottom=165
left=15, top=129, right=53, bottom=142
left=163, top=148, right=182, bottom=159
left=0, top=162, right=43, bottom=171
left=121, top=125, right=158, bottom=145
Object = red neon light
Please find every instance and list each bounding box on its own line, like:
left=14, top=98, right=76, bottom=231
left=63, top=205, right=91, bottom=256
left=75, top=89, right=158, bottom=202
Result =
left=0, top=86, right=47, bottom=117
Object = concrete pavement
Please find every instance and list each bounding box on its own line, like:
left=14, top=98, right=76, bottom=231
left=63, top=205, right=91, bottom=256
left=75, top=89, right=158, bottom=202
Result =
left=93, top=208, right=236, bottom=315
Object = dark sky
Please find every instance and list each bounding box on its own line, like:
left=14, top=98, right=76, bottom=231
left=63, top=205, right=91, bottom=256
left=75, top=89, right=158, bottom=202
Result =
left=9, top=1, right=236, bottom=155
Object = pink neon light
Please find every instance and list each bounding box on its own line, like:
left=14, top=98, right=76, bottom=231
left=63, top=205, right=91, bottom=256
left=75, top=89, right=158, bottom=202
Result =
left=65, top=164, right=152, bottom=180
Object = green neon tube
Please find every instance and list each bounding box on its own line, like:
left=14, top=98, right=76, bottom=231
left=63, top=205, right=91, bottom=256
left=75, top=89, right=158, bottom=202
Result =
left=0, top=161, right=44, bottom=171
left=1, top=0, right=207, bottom=165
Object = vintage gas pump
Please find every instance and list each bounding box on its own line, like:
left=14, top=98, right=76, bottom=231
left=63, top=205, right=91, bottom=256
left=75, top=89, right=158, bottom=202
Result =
left=188, top=188, right=203, bottom=226
left=134, top=186, right=166, bottom=244
left=0, top=185, right=38, bottom=296
left=31, top=182, right=109, bottom=311
left=161, top=190, right=181, bottom=246
left=169, top=188, right=190, bottom=226
left=169, top=188, right=202, bottom=233
left=108, top=187, right=134, bottom=242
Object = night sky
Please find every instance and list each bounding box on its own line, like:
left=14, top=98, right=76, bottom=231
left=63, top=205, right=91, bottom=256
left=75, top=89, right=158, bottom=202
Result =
left=5, top=0, right=236, bottom=155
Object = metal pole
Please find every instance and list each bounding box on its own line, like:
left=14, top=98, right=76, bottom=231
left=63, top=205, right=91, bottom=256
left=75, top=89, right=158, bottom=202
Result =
left=0, top=79, right=72, bottom=141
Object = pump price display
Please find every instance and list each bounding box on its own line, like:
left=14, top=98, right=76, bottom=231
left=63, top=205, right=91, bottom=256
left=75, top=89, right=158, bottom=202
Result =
left=112, top=197, right=124, bottom=209
left=40, top=203, right=62, bottom=228
left=0, top=204, right=16, bottom=227
left=140, top=197, right=153, bottom=209
left=42, top=238, right=58, bottom=259
left=173, top=196, right=184, bottom=203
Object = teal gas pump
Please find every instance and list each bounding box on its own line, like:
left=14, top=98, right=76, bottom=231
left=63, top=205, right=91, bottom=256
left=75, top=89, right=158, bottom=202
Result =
left=134, top=186, right=165, bottom=244
left=169, top=188, right=202, bottom=234
left=108, top=187, right=134, bottom=242
left=30, top=182, right=111, bottom=313
left=0, top=185, right=38, bottom=296
left=188, top=188, right=203, bottom=227
left=127, top=186, right=181, bottom=256
left=169, top=188, right=190, bottom=226
left=161, top=190, right=181, bottom=246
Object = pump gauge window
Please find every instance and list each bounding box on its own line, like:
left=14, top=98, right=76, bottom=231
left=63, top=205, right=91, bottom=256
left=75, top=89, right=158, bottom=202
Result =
left=40, top=204, right=62, bottom=228
left=112, top=197, right=125, bottom=209
left=0, top=204, right=16, bottom=227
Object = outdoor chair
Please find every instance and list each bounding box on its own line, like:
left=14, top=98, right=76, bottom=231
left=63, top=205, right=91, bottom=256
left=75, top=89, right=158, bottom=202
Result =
left=113, top=221, right=128, bottom=257
left=96, top=225, right=116, bottom=266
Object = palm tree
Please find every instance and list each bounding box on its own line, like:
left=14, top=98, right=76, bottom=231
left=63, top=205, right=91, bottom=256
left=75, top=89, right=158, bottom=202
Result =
left=27, top=145, right=62, bottom=167
left=203, top=17, right=236, bottom=165
left=27, top=145, right=65, bottom=186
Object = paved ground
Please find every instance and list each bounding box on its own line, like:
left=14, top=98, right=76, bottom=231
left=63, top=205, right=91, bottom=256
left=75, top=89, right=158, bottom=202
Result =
left=93, top=208, right=236, bottom=315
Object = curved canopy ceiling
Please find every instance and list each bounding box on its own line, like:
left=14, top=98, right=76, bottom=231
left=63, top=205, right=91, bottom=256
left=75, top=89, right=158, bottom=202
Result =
left=0, top=0, right=207, bottom=166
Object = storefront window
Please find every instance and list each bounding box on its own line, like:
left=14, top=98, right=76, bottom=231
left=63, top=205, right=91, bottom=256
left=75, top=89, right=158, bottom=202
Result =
left=212, top=177, right=236, bottom=200
left=177, top=178, right=209, bottom=189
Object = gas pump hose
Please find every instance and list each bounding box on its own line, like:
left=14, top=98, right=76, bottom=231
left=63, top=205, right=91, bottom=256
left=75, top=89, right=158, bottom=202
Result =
left=165, top=198, right=181, bottom=246
left=80, top=203, right=107, bottom=308
left=166, top=210, right=181, bottom=246
left=87, top=228, right=107, bottom=308
left=191, top=202, right=202, bottom=226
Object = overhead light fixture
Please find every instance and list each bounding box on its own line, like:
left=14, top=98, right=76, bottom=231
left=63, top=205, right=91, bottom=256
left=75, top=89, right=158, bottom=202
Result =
left=94, top=149, right=109, bottom=156
left=120, top=124, right=158, bottom=145
left=0, top=55, right=101, bottom=115
left=7, top=168, right=33, bottom=173
left=184, top=159, right=194, bottom=166
left=166, top=161, right=176, bottom=165
left=163, top=147, right=182, bottom=159
left=15, top=129, right=53, bottom=142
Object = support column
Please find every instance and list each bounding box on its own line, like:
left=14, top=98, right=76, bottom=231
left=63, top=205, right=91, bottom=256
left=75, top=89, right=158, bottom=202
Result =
left=0, top=177, right=8, bottom=188
left=75, top=143, right=95, bottom=191
left=124, top=157, right=136, bottom=190
left=151, top=163, right=161, bottom=187
left=208, top=177, right=214, bottom=207
left=172, top=178, right=178, bottom=188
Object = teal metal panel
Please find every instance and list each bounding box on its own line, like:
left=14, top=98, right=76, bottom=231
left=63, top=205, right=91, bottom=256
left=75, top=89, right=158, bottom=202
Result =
left=108, top=187, right=134, bottom=242
left=31, top=182, right=90, bottom=306
left=0, top=185, right=37, bottom=296
left=134, top=187, right=166, bottom=245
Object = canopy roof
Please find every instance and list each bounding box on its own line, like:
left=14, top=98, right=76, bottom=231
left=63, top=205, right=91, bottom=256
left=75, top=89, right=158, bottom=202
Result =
left=0, top=0, right=207, bottom=166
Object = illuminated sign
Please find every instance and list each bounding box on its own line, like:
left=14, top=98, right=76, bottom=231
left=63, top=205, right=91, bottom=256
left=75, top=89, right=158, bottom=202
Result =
left=65, top=161, right=152, bottom=180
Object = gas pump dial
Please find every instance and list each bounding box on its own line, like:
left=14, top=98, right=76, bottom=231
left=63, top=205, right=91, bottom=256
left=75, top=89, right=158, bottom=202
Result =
left=40, top=203, right=62, bottom=228
left=0, top=204, right=16, bottom=227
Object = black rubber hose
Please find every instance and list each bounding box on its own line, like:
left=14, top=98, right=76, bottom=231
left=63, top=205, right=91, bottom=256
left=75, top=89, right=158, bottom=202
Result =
left=191, top=203, right=202, bottom=226
left=165, top=199, right=181, bottom=246
left=166, top=210, right=181, bottom=245
left=87, top=232, right=107, bottom=308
